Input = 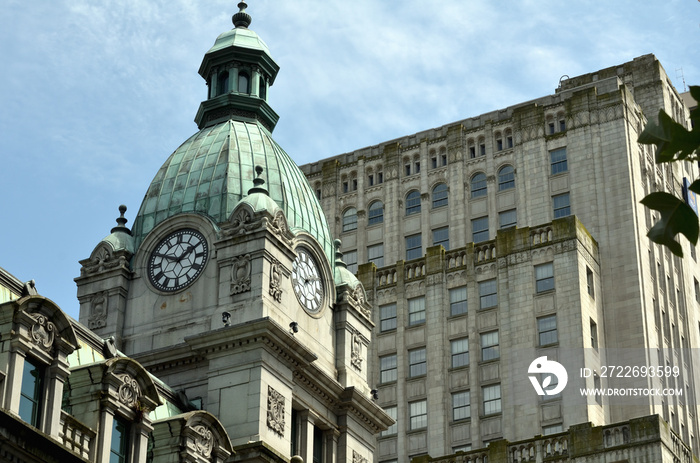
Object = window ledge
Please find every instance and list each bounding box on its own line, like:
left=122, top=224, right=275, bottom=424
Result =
left=478, top=359, right=500, bottom=366
left=448, top=365, right=470, bottom=373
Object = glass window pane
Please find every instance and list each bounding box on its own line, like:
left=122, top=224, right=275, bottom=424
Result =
left=499, top=209, right=517, bottom=229
left=553, top=193, right=570, bottom=218
left=344, top=250, right=357, bottom=274
left=19, top=359, right=42, bottom=427
left=409, top=348, right=427, bottom=377
left=479, top=279, right=497, bottom=309
left=451, top=338, right=469, bottom=368
left=452, top=391, right=471, bottom=421
left=449, top=287, right=468, bottom=315
left=433, top=227, right=449, bottom=250
left=481, top=331, right=499, bottom=361
left=432, top=183, right=448, bottom=208
left=110, top=418, right=130, bottom=463
left=380, top=355, right=397, bottom=383
left=368, top=201, right=384, bottom=225
left=498, top=166, right=515, bottom=190
left=471, top=173, right=487, bottom=198
left=472, top=217, right=489, bottom=243
left=343, top=208, right=358, bottom=231
left=380, top=303, right=397, bottom=332
left=550, top=148, right=567, bottom=175
left=406, top=234, right=422, bottom=260
left=406, top=191, right=421, bottom=215
left=368, top=244, right=384, bottom=267
left=408, top=297, right=426, bottom=325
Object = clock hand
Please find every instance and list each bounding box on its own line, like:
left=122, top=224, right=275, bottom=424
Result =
left=176, top=244, right=196, bottom=262
left=153, top=252, right=178, bottom=262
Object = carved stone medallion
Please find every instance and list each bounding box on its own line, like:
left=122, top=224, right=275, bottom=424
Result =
left=266, top=386, right=285, bottom=436
left=269, top=259, right=283, bottom=302
left=193, top=425, right=214, bottom=457
left=230, top=254, right=252, bottom=295
left=351, top=333, right=363, bottom=372
left=117, top=373, right=140, bottom=408
left=88, top=292, right=108, bottom=329
left=30, top=314, right=56, bottom=350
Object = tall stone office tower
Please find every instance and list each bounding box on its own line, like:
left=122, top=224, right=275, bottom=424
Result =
left=76, top=4, right=391, bottom=462
left=301, top=56, right=700, bottom=462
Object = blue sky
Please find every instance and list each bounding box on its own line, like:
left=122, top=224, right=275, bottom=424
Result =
left=1, top=0, right=698, bottom=320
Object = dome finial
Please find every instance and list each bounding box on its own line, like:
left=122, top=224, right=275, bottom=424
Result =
left=248, top=165, right=269, bottom=195
left=334, top=239, right=347, bottom=268
left=232, top=1, right=252, bottom=29
left=111, top=205, right=132, bottom=235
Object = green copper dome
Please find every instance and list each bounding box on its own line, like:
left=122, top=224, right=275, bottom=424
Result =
left=131, top=120, right=334, bottom=264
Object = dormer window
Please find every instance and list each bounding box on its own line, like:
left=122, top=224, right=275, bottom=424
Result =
left=110, top=418, right=131, bottom=462
left=238, top=71, right=250, bottom=94
left=217, top=71, right=229, bottom=96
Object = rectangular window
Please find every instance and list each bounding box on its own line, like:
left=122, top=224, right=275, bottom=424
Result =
left=315, top=189, right=321, bottom=200
left=586, top=266, right=595, bottom=298
left=19, top=358, right=43, bottom=427
left=553, top=193, right=570, bottom=218
left=479, top=144, right=486, bottom=156
left=479, top=279, right=498, bottom=309
left=380, top=303, right=397, bottom=332
left=380, top=354, right=397, bottom=383
left=538, top=315, right=558, bottom=346
left=343, top=182, right=349, bottom=193
left=548, top=122, right=555, bottom=134
left=543, top=424, right=563, bottom=435
left=408, top=297, right=426, bottom=326
left=695, top=278, right=700, bottom=303
left=441, top=154, right=447, bottom=166
left=472, top=217, right=489, bottom=243
left=590, top=319, right=598, bottom=349
left=499, top=209, right=517, bottom=229
left=433, top=227, right=449, bottom=250
left=405, top=164, right=411, bottom=176
left=368, top=244, right=384, bottom=268
left=480, top=331, right=499, bottom=361
left=415, top=162, right=420, bottom=173
left=110, top=417, right=130, bottom=463
left=378, top=172, right=383, bottom=184
left=535, top=263, right=554, bottom=293
left=406, top=234, right=422, bottom=260
left=451, top=338, right=469, bottom=368
left=313, top=426, right=323, bottom=463
left=352, top=179, right=358, bottom=191
left=368, top=174, right=374, bottom=186
left=344, top=249, right=357, bottom=274
left=550, top=148, right=568, bottom=175
left=483, top=384, right=501, bottom=415
left=469, top=146, right=476, bottom=158
left=559, top=119, right=566, bottom=132
left=507, top=136, right=513, bottom=148
left=381, top=406, right=398, bottom=436
left=449, top=286, right=468, bottom=316
left=496, top=139, right=503, bottom=151
left=431, top=156, right=438, bottom=169
left=409, top=348, right=427, bottom=377
left=452, top=391, right=471, bottom=421
left=409, top=400, right=427, bottom=430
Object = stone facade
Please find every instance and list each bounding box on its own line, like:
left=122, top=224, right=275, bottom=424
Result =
left=301, top=54, right=700, bottom=462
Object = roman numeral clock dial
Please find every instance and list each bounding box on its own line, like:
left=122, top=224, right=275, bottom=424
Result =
left=148, top=229, right=209, bottom=292
left=291, top=248, right=324, bottom=313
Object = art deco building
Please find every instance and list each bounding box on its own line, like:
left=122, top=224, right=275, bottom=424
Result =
left=301, top=54, right=700, bottom=462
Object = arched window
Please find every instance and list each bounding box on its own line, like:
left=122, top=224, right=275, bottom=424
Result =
left=498, top=165, right=515, bottom=191
left=217, top=71, right=229, bottom=96
left=471, top=173, right=487, bottom=198
left=238, top=71, right=250, bottom=94
left=406, top=190, right=421, bottom=215
left=342, top=207, right=358, bottom=232
left=432, top=183, right=448, bottom=208
left=368, top=201, right=384, bottom=225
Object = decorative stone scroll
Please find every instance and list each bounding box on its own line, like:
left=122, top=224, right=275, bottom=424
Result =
left=88, top=292, right=108, bottom=329
left=269, top=259, right=283, bottom=302
left=117, top=374, right=141, bottom=408
left=351, top=333, right=363, bottom=372
left=352, top=450, right=368, bottom=463
left=30, top=314, right=56, bottom=350
left=193, top=425, right=214, bottom=458
left=230, top=254, right=252, bottom=295
left=266, top=386, right=285, bottom=436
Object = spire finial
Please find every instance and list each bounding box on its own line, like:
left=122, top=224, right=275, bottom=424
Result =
left=110, top=205, right=132, bottom=235
left=247, top=165, right=269, bottom=195
left=334, top=239, right=347, bottom=268
left=232, top=1, right=252, bottom=29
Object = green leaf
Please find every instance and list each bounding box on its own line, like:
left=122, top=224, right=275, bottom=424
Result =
left=641, top=192, right=700, bottom=256
left=638, top=110, right=700, bottom=163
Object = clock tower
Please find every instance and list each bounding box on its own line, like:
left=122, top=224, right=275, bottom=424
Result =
left=75, top=3, right=391, bottom=461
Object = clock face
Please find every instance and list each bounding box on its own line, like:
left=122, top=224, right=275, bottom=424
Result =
left=148, top=229, right=209, bottom=292
left=291, top=248, right=324, bottom=313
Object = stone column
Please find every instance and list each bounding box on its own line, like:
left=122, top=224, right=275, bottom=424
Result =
left=43, top=358, right=70, bottom=438
left=96, top=408, right=116, bottom=463
left=3, top=348, right=26, bottom=415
